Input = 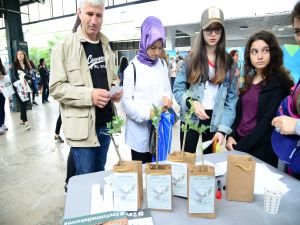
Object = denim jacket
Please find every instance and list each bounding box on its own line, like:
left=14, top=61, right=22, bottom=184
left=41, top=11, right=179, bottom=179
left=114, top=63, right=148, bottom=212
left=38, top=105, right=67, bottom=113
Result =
left=173, top=62, right=238, bottom=134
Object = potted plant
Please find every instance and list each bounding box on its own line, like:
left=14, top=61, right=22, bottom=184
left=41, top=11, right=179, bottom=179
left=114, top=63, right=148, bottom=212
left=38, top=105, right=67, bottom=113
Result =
left=107, top=115, right=143, bottom=211
left=185, top=101, right=215, bottom=218
left=106, top=115, right=124, bottom=165
left=146, top=104, right=172, bottom=211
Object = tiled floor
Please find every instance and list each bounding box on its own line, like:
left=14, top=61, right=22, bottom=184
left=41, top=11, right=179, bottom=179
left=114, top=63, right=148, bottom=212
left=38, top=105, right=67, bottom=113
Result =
left=0, top=96, right=181, bottom=225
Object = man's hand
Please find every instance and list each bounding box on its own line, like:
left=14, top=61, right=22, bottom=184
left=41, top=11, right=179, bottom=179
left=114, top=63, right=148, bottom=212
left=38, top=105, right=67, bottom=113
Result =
left=193, top=101, right=210, bottom=120
left=111, top=89, right=123, bottom=103
left=161, top=96, right=172, bottom=111
left=272, top=115, right=298, bottom=135
left=92, top=89, right=110, bottom=108
left=226, top=136, right=237, bottom=150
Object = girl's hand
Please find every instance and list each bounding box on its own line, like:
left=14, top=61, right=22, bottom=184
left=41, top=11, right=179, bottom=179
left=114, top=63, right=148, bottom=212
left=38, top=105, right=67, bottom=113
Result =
left=212, top=132, right=224, bottom=145
left=192, top=101, right=210, bottom=120
left=226, top=136, right=237, bottom=150
left=161, top=96, right=172, bottom=111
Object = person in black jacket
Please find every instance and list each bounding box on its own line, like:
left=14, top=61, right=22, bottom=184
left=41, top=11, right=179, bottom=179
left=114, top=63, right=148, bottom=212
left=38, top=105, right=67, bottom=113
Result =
left=38, top=58, right=50, bottom=103
left=13, top=50, right=32, bottom=130
left=226, top=30, right=294, bottom=167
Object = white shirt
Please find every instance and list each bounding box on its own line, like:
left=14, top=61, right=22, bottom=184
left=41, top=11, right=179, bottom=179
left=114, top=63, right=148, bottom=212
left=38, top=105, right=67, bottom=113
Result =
left=122, top=57, right=172, bottom=153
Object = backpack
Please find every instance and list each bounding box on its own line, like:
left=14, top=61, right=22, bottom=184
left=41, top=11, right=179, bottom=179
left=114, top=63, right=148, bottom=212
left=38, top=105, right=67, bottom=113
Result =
left=271, top=80, right=300, bottom=173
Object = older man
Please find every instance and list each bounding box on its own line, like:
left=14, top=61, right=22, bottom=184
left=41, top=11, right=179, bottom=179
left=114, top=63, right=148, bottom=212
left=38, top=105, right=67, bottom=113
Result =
left=50, top=0, right=122, bottom=175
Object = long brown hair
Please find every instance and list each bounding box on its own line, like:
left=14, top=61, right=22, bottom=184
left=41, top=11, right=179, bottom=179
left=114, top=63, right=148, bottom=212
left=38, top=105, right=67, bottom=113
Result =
left=14, top=50, right=31, bottom=70
left=240, top=30, right=293, bottom=94
left=187, top=26, right=226, bottom=84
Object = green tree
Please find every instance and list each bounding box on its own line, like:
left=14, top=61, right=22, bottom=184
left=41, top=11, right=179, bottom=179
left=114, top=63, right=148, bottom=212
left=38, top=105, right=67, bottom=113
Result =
left=29, top=34, right=64, bottom=69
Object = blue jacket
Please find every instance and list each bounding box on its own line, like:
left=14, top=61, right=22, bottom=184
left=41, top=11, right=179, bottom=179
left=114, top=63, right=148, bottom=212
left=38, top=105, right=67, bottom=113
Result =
left=173, top=61, right=238, bottom=135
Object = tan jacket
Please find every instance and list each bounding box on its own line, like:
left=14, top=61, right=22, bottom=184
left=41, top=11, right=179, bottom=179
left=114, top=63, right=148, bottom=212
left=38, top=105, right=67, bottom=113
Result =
left=50, top=26, right=116, bottom=147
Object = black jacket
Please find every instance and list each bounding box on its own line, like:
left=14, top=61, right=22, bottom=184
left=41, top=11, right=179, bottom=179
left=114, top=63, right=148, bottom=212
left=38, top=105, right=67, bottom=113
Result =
left=38, top=66, right=50, bottom=85
left=230, top=75, right=291, bottom=167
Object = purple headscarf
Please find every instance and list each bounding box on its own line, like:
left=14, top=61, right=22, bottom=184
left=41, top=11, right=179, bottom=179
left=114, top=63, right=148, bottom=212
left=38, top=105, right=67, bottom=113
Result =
left=137, top=16, right=165, bottom=67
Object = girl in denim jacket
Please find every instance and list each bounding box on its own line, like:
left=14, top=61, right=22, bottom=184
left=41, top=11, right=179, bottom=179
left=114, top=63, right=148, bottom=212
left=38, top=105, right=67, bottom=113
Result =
left=173, top=7, right=238, bottom=154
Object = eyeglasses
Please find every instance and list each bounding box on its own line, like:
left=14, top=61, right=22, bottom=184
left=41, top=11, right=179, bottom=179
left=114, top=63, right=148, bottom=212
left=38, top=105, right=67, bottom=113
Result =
left=203, top=26, right=222, bottom=35
left=249, top=47, right=270, bottom=56
left=294, top=28, right=300, bottom=36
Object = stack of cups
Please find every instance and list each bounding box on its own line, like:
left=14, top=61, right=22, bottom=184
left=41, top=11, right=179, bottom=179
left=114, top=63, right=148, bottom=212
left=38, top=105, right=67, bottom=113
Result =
left=264, top=183, right=283, bottom=214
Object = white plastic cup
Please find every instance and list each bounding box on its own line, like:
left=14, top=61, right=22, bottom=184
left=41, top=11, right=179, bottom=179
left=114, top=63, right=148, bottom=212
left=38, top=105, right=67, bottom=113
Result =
left=264, top=184, right=283, bottom=214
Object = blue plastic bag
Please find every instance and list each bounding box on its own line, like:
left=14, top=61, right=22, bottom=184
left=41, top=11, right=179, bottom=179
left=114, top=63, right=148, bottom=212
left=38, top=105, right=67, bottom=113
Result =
left=152, top=112, right=175, bottom=162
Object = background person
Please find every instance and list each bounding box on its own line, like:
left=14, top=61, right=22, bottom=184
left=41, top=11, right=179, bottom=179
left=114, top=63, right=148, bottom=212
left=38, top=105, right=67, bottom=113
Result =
left=173, top=7, right=238, bottom=154
left=229, top=49, right=241, bottom=89
left=12, top=50, right=32, bottom=130
left=29, top=60, right=39, bottom=105
left=0, top=58, right=8, bottom=134
left=38, top=58, right=50, bottom=103
left=117, top=56, right=128, bottom=86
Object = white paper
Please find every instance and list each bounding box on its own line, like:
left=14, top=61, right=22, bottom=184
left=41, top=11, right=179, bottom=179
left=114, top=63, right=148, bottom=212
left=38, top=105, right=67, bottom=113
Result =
left=113, top=172, right=138, bottom=211
left=146, top=174, right=172, bottom=210
left=195, top=160, right=226, bottom=177
left=103, top=184, right=114, bottom=211
left=189, top=175, right=215, bottom=214
left=254, top=163, right=289, bottom=194
left=90, top=184, right=104, bottom=214
left=167, top=161, right=188, bottom=197
left=109, top=86, right=122, bottom=97
left=128, top=209, right=154, bottom=225
left=0, top=75, right=15, bottom=98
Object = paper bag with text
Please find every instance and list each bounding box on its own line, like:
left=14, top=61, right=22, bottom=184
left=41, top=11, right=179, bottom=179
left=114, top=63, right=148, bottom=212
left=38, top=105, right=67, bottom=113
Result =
left=188, top=165, right=216, bottom=219
left=113, top=160, right=143, bottom=211
left=145, top=164, right=172, bottom=211
left=226, top=155, right=256, bottom=202
left=167, top=151, right=196, bottom=197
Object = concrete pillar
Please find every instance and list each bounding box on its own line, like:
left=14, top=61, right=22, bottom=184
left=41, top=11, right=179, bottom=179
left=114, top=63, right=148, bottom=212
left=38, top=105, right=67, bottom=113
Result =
left=166, top=27, right=176, bottom=50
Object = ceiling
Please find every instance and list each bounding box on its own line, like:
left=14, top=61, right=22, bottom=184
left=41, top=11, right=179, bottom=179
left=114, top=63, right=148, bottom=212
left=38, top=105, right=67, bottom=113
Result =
left=168, top=13, right=293, bottom=44
left=19, top=0, right=44, bottom=6
left=99, top=0, right=297, bottom=46
left=1, top=0, right=296, bottom=48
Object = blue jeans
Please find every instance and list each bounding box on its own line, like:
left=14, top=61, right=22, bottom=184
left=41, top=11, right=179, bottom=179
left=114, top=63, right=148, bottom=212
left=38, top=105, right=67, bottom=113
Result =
left=71, top=125, right=111, bottom=175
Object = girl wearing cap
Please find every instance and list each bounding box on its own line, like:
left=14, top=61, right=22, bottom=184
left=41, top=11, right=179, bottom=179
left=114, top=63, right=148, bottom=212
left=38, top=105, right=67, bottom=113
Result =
left=122, top=16, right=173, bottom=163
left=173, top=7, right=238, bottom=154
left=226, top=30, right=293, bottom=167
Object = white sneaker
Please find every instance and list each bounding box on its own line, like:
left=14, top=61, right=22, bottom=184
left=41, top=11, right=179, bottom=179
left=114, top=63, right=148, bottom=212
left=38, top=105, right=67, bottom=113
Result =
left=2, top=124, right=8, bottom=130
left=25, top=123, right=31, bottom=130
left=0, top=127, right=5, bottom=135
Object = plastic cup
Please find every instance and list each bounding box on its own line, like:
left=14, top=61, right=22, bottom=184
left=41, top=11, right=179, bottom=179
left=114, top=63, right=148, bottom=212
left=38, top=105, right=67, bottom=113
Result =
left=264, top=184, right=283, bottom=214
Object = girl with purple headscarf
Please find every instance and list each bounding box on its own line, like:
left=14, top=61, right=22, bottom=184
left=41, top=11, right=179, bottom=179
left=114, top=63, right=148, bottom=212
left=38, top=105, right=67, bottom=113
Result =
left=122, top=16, right=173, bottom=163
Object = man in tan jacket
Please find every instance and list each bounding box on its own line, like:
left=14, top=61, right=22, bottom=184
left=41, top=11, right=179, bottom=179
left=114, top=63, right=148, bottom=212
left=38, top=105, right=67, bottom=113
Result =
left=50, top=0, right=122, bottom=175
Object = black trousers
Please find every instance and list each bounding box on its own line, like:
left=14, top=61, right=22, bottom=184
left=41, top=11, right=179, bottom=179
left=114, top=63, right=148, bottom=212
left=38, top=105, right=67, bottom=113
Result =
left=65, top=150, right=76, bottom=184
left=55, top=114, right=62, bottom=135
left=131, top=149, right=152, bottom=164
left=0, top=93, right=5, bottom=125
left=180, top=110, right=214, bottom=154
left=15, top=93, right=28, bottom=122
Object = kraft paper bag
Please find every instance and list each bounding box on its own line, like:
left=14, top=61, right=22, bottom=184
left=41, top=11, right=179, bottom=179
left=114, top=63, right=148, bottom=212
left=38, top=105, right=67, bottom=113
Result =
left=113, top=160, right=143, bottom=210
left=187, top=165, right=216, bottom=219
left=145, top=164, right=172, bottom=211
left=226, top=155, right=256, bottom=202
left=167, top=151, right=196, bottom=164
left=167, top=151, right=196, bottom=198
